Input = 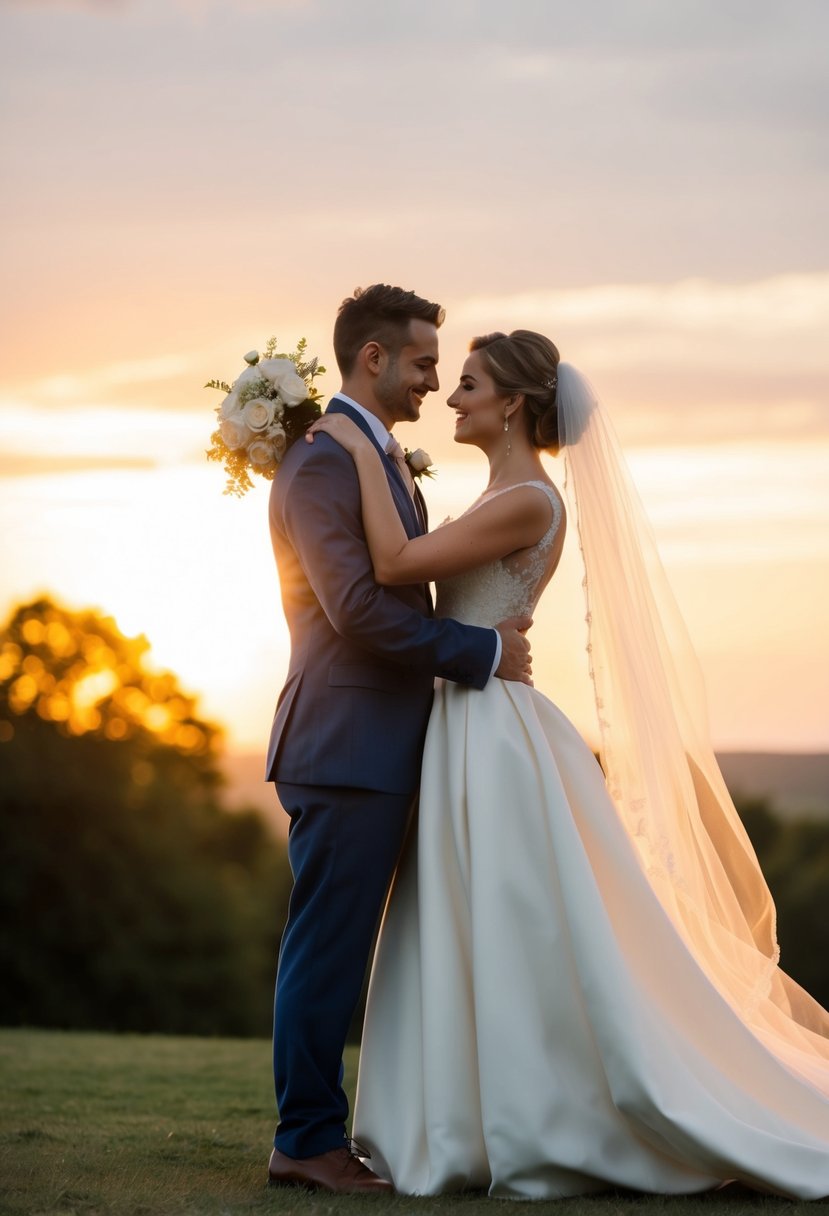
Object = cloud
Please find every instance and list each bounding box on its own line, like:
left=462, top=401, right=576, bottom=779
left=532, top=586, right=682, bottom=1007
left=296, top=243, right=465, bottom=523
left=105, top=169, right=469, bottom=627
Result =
left=0, top=0, right=128, bottom=9
left=28, top=353, right=198, bottom=404
left=0, top=0, right=305, bottom=10
left=0, top=455, right=156, bottom=477
left=448, top=273, right=829, bottom=444
left=2, top=0, right=824, bottom=293
left=453, top=273, right=829, bottom=359
left=2, top=273, right=826, bottom=457
left=0, top=403, right=206, bottom=469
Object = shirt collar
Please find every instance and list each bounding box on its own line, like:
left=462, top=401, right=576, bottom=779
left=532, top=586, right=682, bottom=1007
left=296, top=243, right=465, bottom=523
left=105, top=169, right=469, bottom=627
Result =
left=334, top=393, right=392, bottom=451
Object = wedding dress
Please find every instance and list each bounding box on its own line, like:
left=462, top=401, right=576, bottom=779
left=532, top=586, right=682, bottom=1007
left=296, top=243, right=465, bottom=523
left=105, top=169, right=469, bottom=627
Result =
left=352, top=475, right=829, bottom=1200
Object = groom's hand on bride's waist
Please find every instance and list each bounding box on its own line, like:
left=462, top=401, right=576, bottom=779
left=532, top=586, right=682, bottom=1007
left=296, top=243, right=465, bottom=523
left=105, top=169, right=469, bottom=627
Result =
left=494, top=616, right=533, bottom=684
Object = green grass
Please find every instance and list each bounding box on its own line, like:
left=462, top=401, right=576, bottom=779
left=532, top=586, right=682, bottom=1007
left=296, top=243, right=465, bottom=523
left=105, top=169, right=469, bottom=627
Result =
left=0, top=1028, right=824, bottom=1216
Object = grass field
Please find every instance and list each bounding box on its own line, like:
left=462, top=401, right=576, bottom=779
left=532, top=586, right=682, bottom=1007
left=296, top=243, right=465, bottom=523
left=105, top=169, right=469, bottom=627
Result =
left=0, top=1028, right=824, bottom=1216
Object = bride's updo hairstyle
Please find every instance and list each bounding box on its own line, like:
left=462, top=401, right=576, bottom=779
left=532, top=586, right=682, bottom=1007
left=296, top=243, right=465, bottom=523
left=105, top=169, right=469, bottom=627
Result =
left=469, top=330, right=561, bottom=451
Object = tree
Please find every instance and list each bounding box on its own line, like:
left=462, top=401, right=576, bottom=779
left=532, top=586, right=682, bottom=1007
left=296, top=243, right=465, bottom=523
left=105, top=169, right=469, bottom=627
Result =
left=0, top=596, right=292, bottom=1036
left=739, top=797, right=829, bottom=1008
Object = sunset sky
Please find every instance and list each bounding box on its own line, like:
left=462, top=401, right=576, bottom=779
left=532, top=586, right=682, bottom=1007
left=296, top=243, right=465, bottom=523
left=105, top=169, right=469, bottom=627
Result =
left=1, top=0, right=827, bottom=756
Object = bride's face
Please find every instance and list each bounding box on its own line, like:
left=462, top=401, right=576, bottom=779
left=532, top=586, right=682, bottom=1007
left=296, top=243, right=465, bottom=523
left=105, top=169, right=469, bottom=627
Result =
left=447, top=350, right=510, bottom=448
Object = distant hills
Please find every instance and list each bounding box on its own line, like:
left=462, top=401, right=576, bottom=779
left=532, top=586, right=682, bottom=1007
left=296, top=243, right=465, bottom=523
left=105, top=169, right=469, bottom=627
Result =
left=222, top=750, right=828, bottom=830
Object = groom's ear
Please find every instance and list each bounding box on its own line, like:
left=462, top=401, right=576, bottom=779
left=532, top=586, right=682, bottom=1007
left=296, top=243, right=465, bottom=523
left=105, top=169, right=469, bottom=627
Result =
left=361, top=341, right=385, bottom=378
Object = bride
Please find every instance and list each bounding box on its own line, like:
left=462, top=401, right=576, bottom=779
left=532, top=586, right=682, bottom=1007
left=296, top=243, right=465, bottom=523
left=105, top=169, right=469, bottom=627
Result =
left=307, top=330, right=829, bottom=1200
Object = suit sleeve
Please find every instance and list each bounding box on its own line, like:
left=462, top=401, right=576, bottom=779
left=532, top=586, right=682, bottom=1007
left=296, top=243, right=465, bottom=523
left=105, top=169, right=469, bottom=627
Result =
left=279, top=439, right=496, bottom=689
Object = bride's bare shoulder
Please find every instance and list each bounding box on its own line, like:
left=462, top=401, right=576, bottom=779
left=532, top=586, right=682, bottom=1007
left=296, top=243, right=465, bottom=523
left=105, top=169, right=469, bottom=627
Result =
left=470, top=479, right=564, bottom=524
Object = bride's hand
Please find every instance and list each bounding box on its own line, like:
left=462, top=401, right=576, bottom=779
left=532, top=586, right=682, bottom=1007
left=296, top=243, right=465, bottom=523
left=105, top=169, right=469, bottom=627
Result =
left=306, top=414, right=370, bottom=456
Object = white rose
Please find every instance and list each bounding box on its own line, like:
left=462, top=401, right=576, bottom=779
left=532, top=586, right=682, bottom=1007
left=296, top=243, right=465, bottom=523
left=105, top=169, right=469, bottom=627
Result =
left=258, top=358, right=308, bottom=407
left=267, top=423, right=288, bottom=458
left=243, top=350, right=260, bottom=365
left=249, top=425, right=287, bottom=471
left=247, top=438, right=278, bottom=472
left=219, top=416, right=253, bottom=451
left=242, top=397, right=275, bottom=432
left=232, top=364, right=265, bottom=391
left=257, top=357, right=293, bottom=382
left=218, top=391, right=240, bottom=420
left=406, top=448, right=433, bottom=474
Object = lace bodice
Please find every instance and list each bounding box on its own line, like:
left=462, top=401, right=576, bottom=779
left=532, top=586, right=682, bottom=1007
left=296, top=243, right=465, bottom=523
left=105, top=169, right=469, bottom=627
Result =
left=435, top=481, right=564, bottom=627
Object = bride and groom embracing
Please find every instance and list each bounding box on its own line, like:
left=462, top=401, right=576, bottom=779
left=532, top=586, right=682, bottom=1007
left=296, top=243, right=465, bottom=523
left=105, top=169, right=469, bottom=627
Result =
left=263, top=284, right=829, bottom=1199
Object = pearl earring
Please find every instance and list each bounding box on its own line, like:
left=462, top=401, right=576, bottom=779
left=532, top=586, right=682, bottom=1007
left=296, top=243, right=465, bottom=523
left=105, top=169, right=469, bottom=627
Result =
left=504, top=413, right=511, bottom=457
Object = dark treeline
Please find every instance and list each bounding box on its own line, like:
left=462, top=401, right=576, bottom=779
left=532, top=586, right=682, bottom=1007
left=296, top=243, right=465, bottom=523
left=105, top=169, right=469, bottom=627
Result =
left=0, top=597, right=292, bottom=1038
left=1, top=597, right=827, bottom=1038
left=739, top=799, right=829, bottom=1007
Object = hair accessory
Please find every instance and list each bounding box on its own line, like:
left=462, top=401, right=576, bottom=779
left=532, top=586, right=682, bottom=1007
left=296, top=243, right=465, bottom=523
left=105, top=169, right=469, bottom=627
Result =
left=543, top=376, right=558, bottom=391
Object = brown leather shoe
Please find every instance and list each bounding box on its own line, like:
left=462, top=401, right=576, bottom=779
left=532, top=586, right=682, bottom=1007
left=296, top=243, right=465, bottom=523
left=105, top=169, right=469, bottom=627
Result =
left=267, top=1145, right=394, bottom=1194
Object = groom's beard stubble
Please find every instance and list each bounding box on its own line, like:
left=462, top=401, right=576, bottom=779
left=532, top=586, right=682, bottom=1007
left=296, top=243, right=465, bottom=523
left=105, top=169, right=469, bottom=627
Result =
left=375, top=365, right=425, bottom=425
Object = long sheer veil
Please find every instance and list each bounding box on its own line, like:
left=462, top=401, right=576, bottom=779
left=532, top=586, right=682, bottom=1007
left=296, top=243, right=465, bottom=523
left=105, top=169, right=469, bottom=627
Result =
left=557, top=363, right=829, bottom=1089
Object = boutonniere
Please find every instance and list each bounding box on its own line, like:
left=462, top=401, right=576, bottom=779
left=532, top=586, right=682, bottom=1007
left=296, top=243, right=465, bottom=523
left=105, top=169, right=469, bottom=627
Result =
left=404, top=448, right=436, bottom=480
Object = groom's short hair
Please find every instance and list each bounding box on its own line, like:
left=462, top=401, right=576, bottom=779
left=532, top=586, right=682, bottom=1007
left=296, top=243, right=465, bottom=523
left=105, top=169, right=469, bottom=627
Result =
left=334, top=284, right=445, bottom=375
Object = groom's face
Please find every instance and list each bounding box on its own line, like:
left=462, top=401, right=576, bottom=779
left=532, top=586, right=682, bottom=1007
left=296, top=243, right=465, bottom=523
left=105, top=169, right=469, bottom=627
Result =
left=375, top=319, right=440, bottom=425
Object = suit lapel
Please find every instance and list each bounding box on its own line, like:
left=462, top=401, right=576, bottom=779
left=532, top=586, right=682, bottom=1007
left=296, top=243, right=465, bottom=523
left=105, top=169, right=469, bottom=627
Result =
left=413, top=483, right=427, bottom=532
left=326, top=399, right=422, bottom=536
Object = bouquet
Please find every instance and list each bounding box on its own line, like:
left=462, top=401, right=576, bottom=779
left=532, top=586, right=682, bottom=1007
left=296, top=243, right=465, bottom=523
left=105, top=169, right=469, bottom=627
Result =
left=206, top=337, right=325, bottom=496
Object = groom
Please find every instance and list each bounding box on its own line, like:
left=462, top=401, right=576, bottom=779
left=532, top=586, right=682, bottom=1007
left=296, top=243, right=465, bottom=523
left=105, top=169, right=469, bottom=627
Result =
left=265, top=284, right=532, bottom=1193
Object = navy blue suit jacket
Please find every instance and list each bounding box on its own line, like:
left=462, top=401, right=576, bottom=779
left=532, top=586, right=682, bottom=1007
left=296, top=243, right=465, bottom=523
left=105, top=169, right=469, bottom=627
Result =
left=265, top=398, right=496, bottom=795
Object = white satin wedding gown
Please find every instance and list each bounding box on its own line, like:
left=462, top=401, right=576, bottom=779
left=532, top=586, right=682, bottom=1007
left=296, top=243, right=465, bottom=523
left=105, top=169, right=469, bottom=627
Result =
left=353, top=481, right=829, bottom=1200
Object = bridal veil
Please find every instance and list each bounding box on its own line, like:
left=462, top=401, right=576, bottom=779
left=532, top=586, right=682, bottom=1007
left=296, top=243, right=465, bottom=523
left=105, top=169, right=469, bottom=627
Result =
left=557, top=363, right=829, bottom=1089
